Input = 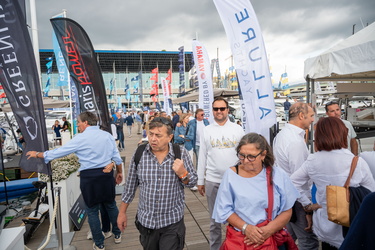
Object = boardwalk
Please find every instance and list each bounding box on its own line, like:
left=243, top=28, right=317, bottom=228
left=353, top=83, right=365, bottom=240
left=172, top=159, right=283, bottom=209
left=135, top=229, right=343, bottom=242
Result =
left=7, top=129, right=222, bottom=249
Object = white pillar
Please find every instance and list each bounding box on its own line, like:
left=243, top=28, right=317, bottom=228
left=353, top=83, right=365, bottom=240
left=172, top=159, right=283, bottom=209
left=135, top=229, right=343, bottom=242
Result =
left=29, top=0, right=41, bottom=82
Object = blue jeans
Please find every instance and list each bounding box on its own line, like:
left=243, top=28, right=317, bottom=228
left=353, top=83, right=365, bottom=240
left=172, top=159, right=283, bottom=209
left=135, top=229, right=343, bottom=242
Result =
left=86, top=200, right=121, bottom=246
left=194, top=145, right=200, bottom=163
left=99, top=204, right=110, bottom=232
left=117, top=130, right=125, bottom=148
left=284, top=110, right=289, bottom=121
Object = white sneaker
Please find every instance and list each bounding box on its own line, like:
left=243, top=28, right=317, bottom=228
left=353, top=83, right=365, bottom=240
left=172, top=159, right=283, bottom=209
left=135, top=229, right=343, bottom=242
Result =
left=114, top=234, right=122, bottom=244
left=190, top=186, right=198, bottom=191
left=87, top=231, right=112, bottom=240
left=93, top=243, right=105, bottom=250
left=87, top=231, right=93, bottom=240
left=103, top=231, right=112, bottom=239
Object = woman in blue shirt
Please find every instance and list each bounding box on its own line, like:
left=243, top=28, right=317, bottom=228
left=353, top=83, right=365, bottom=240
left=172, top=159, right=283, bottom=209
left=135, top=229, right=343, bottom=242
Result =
left=174, top=113, right=189, bottom=147
left=212, top=133, right=299, bottom=249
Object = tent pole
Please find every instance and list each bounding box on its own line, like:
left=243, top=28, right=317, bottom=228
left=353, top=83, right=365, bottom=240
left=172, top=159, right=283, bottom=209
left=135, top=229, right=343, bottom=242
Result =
left=0, top=139, right=9, bottom=206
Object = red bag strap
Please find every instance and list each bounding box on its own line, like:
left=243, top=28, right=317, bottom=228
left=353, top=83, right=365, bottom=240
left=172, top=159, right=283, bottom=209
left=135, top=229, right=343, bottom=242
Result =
left=266, top=166, right=273, bottom=221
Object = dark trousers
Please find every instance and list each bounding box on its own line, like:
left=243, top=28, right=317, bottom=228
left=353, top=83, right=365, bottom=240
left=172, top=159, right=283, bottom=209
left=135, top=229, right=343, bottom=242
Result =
left=117, top=130, right=125, bottom=148
left=135, top=217, right=185, bottom=250
left=322, top=242, right=338, bottom=250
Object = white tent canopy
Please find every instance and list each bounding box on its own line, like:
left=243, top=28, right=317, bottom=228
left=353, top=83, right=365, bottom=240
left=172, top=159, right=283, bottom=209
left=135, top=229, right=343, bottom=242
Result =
left=304, top=22, right=375, bottom=81
left=0, top=98, right=70, bottom=113
left=172, top=88, right=238, bottom=104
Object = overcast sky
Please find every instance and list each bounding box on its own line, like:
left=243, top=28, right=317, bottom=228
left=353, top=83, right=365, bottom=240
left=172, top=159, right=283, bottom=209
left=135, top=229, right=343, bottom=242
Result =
left=31, top=0, right=375, bottom=83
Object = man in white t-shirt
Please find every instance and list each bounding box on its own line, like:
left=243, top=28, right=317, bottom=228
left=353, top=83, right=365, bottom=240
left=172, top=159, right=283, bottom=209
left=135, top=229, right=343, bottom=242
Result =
left=197, top=97, right=245, bottom=250
left=325, top=101, right=358, bottom=155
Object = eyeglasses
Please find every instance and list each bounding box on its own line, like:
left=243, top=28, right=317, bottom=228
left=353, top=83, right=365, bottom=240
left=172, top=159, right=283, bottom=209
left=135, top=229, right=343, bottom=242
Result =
left=237, top=151, right=263, bottom=162
left=213, top=107, right=227, bottom=111
left=199, top=114, right=204, bottom=116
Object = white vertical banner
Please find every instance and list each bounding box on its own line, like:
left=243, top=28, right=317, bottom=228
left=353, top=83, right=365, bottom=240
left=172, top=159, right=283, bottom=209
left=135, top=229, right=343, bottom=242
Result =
left=213, top=0, right=276, bottom=138
left=160, top=77, right=171, bottom=116
left=192, top=40, right=214, bottom=124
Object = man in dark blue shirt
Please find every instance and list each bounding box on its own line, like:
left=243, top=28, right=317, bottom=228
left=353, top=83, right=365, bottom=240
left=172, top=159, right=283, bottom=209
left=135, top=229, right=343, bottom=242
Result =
left=283, top=98, right=292, bottom=121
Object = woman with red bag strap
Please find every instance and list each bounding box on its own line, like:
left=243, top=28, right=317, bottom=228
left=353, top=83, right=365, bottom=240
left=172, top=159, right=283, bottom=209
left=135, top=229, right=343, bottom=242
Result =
left=212, top=133, right=299, bottom=249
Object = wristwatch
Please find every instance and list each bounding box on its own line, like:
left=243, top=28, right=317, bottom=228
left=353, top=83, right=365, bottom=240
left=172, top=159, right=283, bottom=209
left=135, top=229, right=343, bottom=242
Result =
left=181, top=174, right=189, bottom=182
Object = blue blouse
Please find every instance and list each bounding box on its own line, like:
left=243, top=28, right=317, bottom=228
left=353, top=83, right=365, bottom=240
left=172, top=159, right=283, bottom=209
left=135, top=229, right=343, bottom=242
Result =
left=212, top=166, right=299, bottom=227
left=174, top=125, right=188, bottom=144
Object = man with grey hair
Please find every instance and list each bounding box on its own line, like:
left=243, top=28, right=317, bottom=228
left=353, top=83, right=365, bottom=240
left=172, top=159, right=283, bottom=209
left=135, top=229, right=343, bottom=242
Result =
left=118, top=117, right=197, bottom=249
left=26, top=111, right=123, bottom=250
left=273, top=102, right=319, bottom=249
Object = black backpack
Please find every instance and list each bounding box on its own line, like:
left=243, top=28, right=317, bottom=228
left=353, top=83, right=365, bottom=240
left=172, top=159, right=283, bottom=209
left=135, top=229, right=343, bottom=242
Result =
left=134, top=143, right=181, bottom=169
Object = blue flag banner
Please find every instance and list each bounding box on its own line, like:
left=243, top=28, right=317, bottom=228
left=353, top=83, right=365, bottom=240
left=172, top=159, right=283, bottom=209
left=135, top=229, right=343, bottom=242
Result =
left=109, top=78, right=114, bottom=98
left=131, top=76, right=139, bottom=82
left=126, top=88, right=131, bottom=100
left=51, top=17, right=111, bottom=132
left=178, top=46, right=185, bottom=95
left=0, top=0, right=51, bottom=174
left=44, top=59, right=53, bottom=96
left=52, top=30, right=69, bottom=87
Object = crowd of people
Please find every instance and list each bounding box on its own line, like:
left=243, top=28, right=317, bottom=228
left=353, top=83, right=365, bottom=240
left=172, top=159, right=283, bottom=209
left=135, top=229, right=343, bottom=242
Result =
left=25, top=98, right=375, bottom=250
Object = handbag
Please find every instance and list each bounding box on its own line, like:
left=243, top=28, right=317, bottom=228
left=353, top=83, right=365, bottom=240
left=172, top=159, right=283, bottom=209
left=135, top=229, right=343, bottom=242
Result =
left=326, top=156, right=358, bottom=227
left=220, top=166, right=297, bottom=250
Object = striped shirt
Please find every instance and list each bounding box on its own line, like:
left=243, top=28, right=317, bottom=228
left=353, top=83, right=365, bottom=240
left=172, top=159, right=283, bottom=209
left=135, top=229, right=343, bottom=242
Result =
left=122, top=143, right=197, bottom=229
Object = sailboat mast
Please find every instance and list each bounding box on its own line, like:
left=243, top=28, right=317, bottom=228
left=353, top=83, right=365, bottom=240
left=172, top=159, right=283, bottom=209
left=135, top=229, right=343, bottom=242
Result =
left=139, top=52, right=143, bottom=107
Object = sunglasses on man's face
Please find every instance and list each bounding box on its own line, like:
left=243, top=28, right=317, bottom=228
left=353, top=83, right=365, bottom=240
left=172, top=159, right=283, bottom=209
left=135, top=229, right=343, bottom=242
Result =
left=213, top=107, right=227, bottom=112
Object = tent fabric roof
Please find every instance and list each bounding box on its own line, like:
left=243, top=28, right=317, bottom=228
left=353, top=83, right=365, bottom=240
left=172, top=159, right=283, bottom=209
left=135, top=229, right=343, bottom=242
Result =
left=172, top=89, right=238, bottom=104
left=304, top=22, right=375, bottom=81
left=0, top=98, right=70, bottom=113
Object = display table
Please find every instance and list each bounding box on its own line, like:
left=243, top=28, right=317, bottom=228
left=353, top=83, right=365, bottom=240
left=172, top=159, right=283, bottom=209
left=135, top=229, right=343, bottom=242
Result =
left=0, top=226, right=26, bottom=250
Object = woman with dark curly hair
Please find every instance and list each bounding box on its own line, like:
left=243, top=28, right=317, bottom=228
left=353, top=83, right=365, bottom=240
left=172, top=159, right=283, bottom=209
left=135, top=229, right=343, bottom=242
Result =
left=213, top=133, right=299, bottom=249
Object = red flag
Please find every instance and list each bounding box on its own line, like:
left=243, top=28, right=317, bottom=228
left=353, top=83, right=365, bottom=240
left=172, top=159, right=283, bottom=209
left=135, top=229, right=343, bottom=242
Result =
left=0, top=92, right=6, bottom=99
left=167, top=69, right=172, bottom=94
left=151, top=67, right=158, bottom=73
left=150, top=75, right=157, bottom=81
left=152, top=95, right=158, bottom=103
left=0, top=84, right=3, bottom=89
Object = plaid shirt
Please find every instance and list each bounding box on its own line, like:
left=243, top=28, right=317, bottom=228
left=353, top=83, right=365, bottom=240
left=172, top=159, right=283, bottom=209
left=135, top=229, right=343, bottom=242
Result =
left=122, top=143, right=197, bottom=229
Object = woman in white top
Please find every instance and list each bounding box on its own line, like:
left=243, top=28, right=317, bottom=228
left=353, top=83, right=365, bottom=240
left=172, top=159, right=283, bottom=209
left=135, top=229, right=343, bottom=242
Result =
left=291, top=117, right=375, bottom=249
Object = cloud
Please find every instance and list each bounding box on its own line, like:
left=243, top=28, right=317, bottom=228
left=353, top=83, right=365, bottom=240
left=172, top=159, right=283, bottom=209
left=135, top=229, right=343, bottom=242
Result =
left=33, top=0, right=375, bottom=82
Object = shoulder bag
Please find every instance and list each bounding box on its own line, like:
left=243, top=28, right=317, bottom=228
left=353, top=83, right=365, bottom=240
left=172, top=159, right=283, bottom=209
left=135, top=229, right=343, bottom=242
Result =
left=326, top=156, right=358, bottom=227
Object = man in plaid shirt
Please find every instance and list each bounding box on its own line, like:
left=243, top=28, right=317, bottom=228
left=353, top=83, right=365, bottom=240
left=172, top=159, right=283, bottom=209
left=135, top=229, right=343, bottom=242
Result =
left=117, top=117, right=197, bottom=250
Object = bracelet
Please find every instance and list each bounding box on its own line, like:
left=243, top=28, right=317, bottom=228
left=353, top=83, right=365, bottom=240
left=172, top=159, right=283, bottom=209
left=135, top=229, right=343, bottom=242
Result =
left=241, top=223, right=248, bottom=235
left=179, top=171, right=188, bottom=179
left=36, top=152, right=40, bottom=158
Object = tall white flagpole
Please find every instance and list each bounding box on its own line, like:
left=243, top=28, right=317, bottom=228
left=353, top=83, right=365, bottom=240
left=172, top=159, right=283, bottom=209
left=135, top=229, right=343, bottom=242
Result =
left=29, top=0, right=41, bottom=82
